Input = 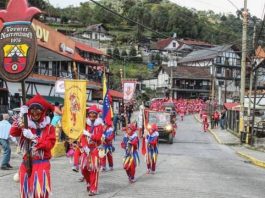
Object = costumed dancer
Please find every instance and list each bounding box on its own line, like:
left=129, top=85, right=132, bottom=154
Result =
left=80, top=105, right=103, bottom=196
left=100, top=123, right=115, bottom=171
left=10, top=94, right=56, bottom=198
left=121, top=123, right=140, bottom=183
left=202, top=112, right=209, bottom=132
left=145, top=123, right=159, bottom=174
left=179, top=106, right=185, bottom=121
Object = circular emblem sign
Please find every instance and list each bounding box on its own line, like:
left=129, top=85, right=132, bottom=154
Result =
left=0, top=22, right=37, bottom=82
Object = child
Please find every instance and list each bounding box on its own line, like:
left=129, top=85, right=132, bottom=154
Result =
left=100, top=123, right=115, bottom=171
left=121, top=123, right=139, bottom=183
left=145, top=123, right=159, bottom=174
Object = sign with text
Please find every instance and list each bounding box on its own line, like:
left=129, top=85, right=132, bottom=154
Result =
left=0, top=0, right=40, bottom=82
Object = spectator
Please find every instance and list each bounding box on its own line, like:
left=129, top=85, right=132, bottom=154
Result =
left=220, top=109, right=226, bottom=130
left=213, top=110, right=220, bottom=128
left=0, top=114, right=13, bottom=170
left=113, top=113, right=119, bottom=135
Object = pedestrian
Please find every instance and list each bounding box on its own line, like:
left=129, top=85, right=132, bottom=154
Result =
left=121, top=123, right=139, bottom=183
left=220, top=109, right=226, bottom=130
left=145, top=123, right=159, bottom=174
left=113, top=113, right=119, bottom=135
left=10, top=94, right=56, bottom=198
left=100, top=123, right=115, bottom=171
left=80, top=105, right=103, bottom=196
left=0, top=114, right=12, bottom=170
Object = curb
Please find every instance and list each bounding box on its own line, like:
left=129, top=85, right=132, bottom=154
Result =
left=236, top=151, right=265, bottom=169
left=208, top=128, right=223, bottom=144
left=193, top=115, right=223, bottom=144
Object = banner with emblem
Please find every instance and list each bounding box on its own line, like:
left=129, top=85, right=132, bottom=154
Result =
left=122, top=80, right=137, bottom=103
left=62, top=80, right=87, bottom=140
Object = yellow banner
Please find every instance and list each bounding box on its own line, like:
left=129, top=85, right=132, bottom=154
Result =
left=62, top=80, right=87, bottom=140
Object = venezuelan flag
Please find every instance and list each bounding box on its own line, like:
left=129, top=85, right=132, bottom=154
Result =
left=102, top=71, right=113, bottom=125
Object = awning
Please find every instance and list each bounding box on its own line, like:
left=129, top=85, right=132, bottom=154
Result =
left=109, top=89, right=123, bottom=99
left=224, top=103, right=239, bottom=110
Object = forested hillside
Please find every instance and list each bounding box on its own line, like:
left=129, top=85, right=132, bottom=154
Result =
left=1, top=0, right=260, bottom=46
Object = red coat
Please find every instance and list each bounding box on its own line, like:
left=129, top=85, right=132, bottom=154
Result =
left=80, top=118, right=103, bottom=149
left=10, top=118, right=56, bottom=160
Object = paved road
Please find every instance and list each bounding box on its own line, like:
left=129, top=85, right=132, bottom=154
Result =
left=1, top=115, right=265, bottom=197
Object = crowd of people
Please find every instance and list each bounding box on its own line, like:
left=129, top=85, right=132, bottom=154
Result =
left=0, top=95, right=160, bottom=197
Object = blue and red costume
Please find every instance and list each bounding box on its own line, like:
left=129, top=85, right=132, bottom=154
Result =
left=100, top=125, right=115, bottom=171
left=145, top=123, right=159, bottom=174
left=121, top=124, right=139, bottom=183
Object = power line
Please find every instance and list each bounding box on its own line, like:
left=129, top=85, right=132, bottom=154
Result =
left=225, top=0, right=240, bottom=11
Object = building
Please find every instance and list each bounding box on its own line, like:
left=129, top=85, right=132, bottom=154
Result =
left=178, top=45, right=243, bottom=104
left=142, top=66, right=211, bottom=99
left=0, top=19, right=122, bottom=111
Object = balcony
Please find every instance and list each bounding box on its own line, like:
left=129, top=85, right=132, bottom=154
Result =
left=173, top=85, right=210, bottom=92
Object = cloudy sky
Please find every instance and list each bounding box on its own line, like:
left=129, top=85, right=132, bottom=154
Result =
left=48, top=0, right=265, bottom=18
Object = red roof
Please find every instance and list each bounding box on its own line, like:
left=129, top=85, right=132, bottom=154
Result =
left=109, top=89, right=123, bottom=99
left=73, top=53, right=100, bottom=65
left=224, top=103, right=239, bottom=110
left=75, top=42, right=105, bottom=56
left=156, top=38, right=174, bottom=50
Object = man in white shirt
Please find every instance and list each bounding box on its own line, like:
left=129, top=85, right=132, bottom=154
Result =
left=0, top=114, right=12, bottom=170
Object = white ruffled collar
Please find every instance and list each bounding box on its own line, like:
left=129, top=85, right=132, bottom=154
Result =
left=86, top=117, right=103, bottom=127
left=27, top=116, right=51, bottom=129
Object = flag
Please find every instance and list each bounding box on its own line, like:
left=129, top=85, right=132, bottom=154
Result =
left=102, top=72, right=113, bottom=125
left=123, top=80, right=136, bottom=102
left=62, top=80, right=87, bottom=140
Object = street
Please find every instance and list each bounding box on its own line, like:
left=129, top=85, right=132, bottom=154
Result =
left=1, top=115, right=265, bottom=198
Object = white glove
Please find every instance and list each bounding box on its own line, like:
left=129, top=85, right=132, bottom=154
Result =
left=22, top=129, right=36, bottom=140
left=84, top=146, right=90, bottom=154
left=83, top=130, right=91, bottom=137
left=20, top=105, right=28, bottom=115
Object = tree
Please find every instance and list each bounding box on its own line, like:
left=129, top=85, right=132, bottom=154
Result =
left=129, top=46, right=137, bottom=57
left=121, top=49, right=128, bottom=57
left=113, top=47, right=120, bottom=60
left=77, top=2, right=95, bottom=26
left=107, top=48, right=112, bottom=56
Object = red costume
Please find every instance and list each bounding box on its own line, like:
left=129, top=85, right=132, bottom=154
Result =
left=100, top=125, right=115, bottom=171
left=10, top=94, right=55, bottom=198
left=202, top=112, right=209, bottom=132
left=121, top=124, right=139, bottom=183
left=80, top=105, right=103, bottom=196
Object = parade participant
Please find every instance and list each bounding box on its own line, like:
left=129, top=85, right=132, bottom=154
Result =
left=10, top=94, right=56, bottom=198
left=100, top=123, right=115, bottom=171
left=80, top=105, right=103, bottom=196
left=179, top=106, right=185, bottom=121
left=121, top=123, right=139, bottom=183
left=145, top=123, right=159, bottom=174
left=202, top=112, right=209, bottom=132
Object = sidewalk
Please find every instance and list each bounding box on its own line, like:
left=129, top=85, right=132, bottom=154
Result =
left=194, top=114, right=265, bottom=169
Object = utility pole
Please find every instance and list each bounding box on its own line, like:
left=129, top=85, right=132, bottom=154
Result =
left=239, top=0, right=248, bottom=138
left=246, top=24, right=256, bottom=144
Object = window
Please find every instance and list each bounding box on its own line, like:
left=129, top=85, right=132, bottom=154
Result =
left=216, top=67, right=222, bottom=74
left=216, top=56, right=221, bottom=64
left=95, top=33, right=98, bottom=40
left=173, top=42, right=176, bottom=48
